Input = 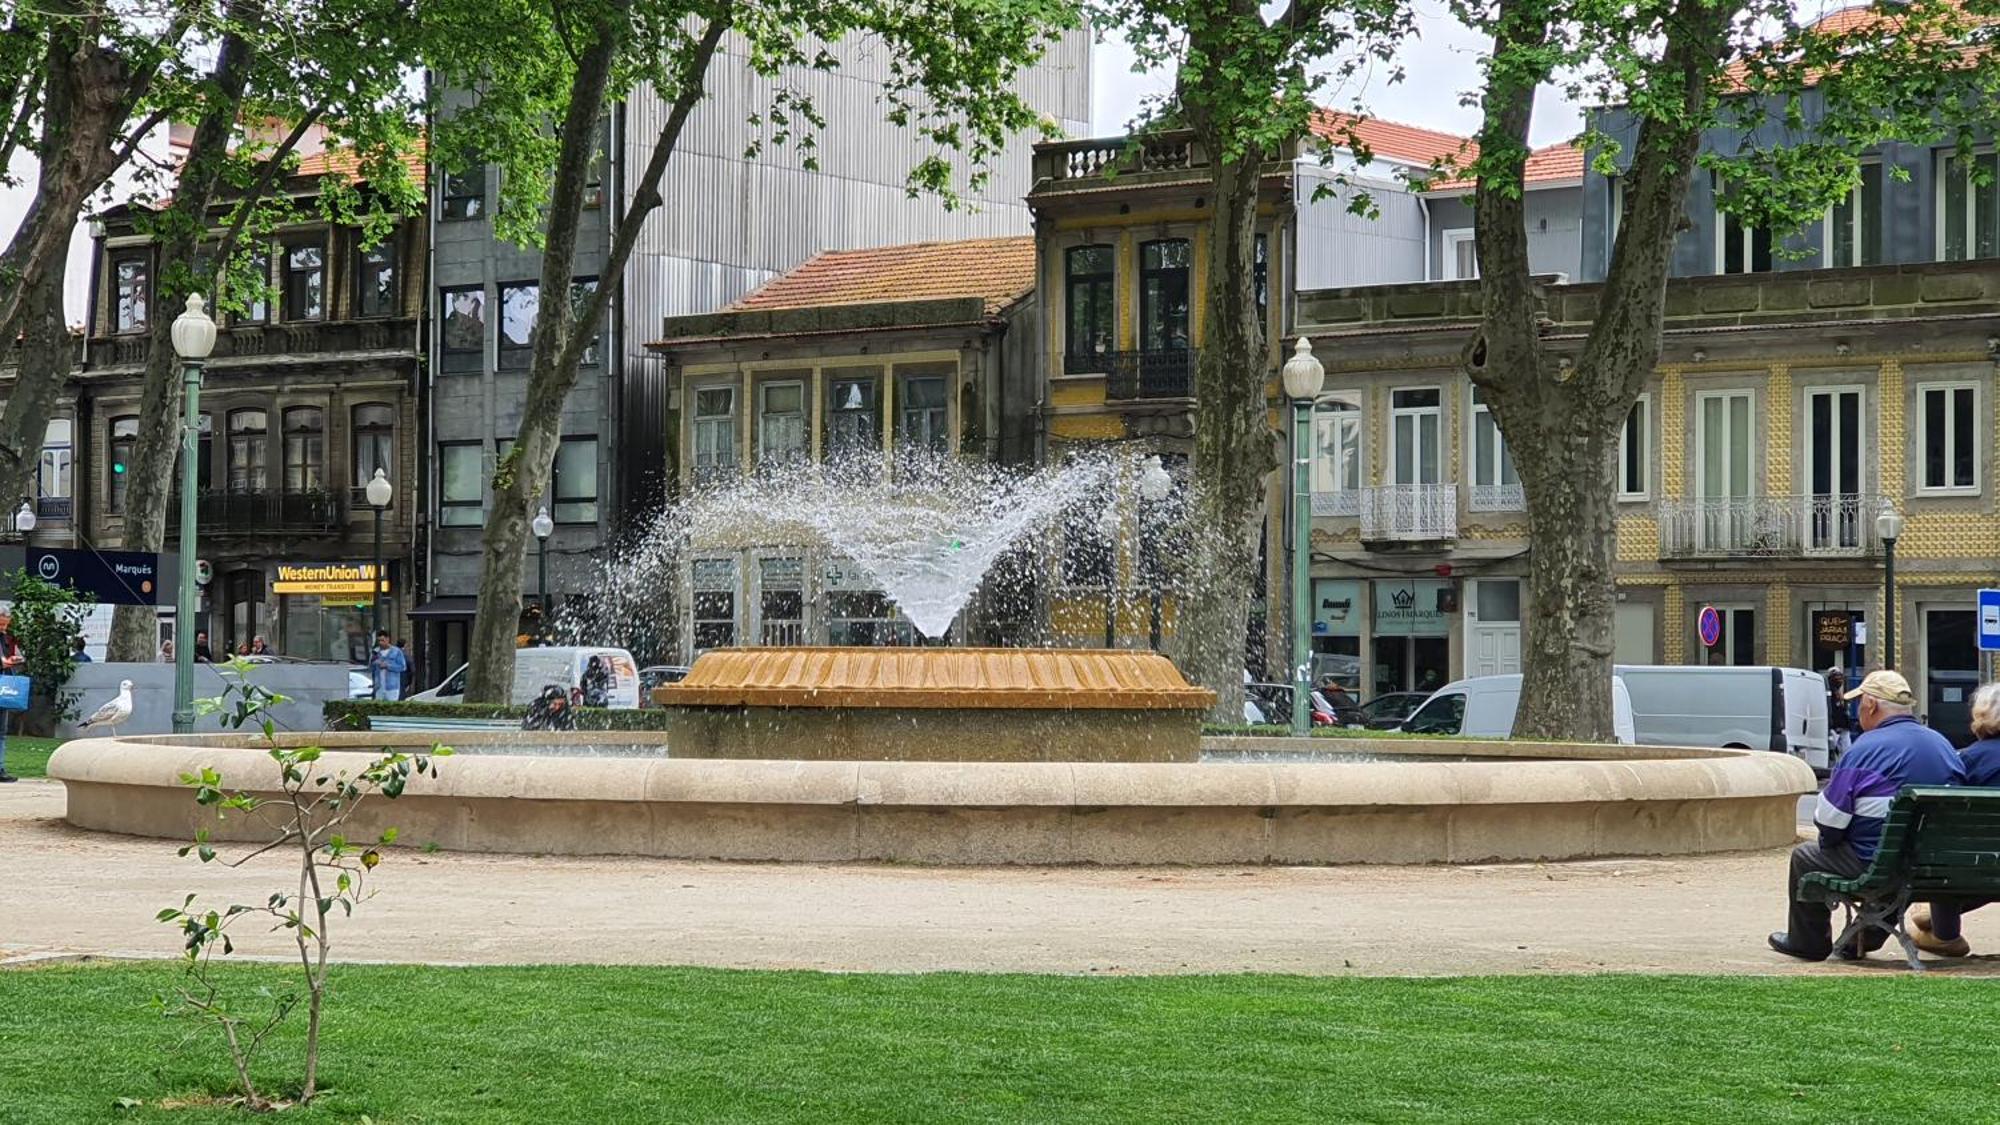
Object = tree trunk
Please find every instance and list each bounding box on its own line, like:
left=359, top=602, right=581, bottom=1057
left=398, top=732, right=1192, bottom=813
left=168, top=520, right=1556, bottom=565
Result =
left=1180, top=147, right=1271, bottom=723
left=108, top=4, right=262, bottom=662
left=0, top=260, right=72, bottom=512
left=465, top=8, right=727, bottom=702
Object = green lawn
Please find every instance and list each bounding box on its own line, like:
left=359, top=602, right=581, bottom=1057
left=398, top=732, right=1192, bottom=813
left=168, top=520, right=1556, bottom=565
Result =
left=0, top=965, right=1995, bottom=1122
left=1, top=736, right=62, bottom=779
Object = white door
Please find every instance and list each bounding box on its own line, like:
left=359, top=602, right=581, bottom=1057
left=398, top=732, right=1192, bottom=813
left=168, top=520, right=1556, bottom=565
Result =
left=1466, top=579, right=1522, bottom=677
left=1696, top=391, right=1755, bottom=550
left=1803, top=387, right=1863, bottom=551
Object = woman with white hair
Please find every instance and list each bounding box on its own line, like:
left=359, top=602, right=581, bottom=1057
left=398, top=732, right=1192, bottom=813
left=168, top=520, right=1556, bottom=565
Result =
left=1911, top=682, right=2000, bottom=957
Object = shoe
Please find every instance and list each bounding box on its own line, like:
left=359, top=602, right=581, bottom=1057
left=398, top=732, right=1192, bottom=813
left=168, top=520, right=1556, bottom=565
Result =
left=1913, top=927, right=1971, bottom=958
left=0, top=772, right=15, bottom=783
left=1911, top=907, right=1933, bottom=934
left=1769, top=932, right=1829, bottom=961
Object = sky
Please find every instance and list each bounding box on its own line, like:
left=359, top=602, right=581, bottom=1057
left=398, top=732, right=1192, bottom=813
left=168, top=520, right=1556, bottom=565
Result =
left=4, top=11, right=1566, bottom=327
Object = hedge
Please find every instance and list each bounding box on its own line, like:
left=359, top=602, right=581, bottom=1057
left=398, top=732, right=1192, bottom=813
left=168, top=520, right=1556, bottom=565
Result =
left=1200, top=724, right=1432, bottom=739
left=324, top=700, right=674, bottom=731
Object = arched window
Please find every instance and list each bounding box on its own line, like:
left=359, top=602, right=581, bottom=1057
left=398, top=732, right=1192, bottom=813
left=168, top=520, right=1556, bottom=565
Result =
left=227, top=409, right=268, bottom=493
left=352, top=403, right=394, bottom=489
left=282, top=407, right=324, bottom=492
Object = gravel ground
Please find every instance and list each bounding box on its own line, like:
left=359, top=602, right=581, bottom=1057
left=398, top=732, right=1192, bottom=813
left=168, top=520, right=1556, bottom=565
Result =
left=5, top=779, right=1994, bottom=976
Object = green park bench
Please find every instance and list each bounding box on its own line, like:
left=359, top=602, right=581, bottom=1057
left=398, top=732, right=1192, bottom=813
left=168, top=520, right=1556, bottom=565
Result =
left=1797, top=787, right=2000, bottom=971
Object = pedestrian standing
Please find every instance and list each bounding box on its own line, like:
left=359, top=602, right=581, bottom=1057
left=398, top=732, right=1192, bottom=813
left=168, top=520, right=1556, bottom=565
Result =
left=371, top=630, right=407, bottom=701
left=71, top=636, right=91, bottom=664
left=0, top=610, right=24, bottom=783
left=1825, top=667, right=1853, bottom=763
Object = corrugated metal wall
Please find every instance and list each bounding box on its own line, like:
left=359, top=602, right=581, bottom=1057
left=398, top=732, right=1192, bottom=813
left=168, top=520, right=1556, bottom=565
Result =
left=1293, top=166, right=1428, bottom=290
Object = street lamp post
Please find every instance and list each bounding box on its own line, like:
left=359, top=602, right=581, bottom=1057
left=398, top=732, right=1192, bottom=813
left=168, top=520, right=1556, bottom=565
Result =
left=170, top=294, right=217, bottom=734
left=1281, top=337, right=1326, bottom=737
left=366, top=468, right=393, bottom=643
left=1876, top=504, right=1903, bottom=670
left=532, top=505, right=554, bottom=628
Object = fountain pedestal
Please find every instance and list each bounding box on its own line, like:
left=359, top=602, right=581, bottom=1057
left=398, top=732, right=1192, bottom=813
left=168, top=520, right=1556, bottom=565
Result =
left=654, top=647, right=1216, bottom=762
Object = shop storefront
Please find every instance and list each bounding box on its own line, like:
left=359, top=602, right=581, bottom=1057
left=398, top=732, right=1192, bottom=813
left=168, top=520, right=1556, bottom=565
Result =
left=271, top=562, right=397, bottom=665
left=1371, top=578, right=1452, bottom=695
left=1310, top=579, right=1363, bottom=690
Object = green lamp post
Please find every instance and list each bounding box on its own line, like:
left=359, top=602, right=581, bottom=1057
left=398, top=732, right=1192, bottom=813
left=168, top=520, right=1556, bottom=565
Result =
left=170, top=293, right=217, bottom=734
left=1281, top=336, right=1326, bottom=737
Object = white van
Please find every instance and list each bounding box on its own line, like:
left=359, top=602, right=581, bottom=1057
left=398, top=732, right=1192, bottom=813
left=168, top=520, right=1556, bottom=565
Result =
left=411, top=646, right=642, bottom=709
left=1400, top=673, right=1637, bottom=744
left=1614, top=664, right=1831, bottom=770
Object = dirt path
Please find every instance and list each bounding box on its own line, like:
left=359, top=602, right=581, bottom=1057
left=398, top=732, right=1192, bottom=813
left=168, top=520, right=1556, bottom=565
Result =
left=5, top=780, right=1994, bottom=976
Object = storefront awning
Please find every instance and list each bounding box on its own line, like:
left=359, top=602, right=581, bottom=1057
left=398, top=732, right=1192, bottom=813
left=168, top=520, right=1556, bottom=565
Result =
left=410, top=596, right=478, bottom=619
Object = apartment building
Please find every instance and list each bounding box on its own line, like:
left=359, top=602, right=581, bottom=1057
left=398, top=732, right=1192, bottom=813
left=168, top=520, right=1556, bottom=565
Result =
left=420, top=37, right=1091, bottom=677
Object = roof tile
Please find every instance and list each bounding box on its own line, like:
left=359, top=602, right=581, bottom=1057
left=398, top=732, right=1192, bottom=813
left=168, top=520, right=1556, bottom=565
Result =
left=726, top=236, right=1037, bottom=318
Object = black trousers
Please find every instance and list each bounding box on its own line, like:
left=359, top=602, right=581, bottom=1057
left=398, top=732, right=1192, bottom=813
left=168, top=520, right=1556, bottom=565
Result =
left=1788, top=840, right=1871, bottom=958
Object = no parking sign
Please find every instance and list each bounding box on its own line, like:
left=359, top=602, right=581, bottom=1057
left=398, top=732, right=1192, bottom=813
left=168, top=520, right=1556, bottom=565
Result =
left=1697, top=605, right=1723, bottom=649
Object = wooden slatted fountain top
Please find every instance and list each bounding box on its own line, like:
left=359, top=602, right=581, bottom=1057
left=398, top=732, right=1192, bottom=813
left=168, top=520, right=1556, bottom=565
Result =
left=654, top=647, right=1218, bottom=710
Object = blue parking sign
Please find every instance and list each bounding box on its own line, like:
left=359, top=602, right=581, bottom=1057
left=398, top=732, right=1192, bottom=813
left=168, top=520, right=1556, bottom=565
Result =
left=1979, top=589, right=2000, bottom=651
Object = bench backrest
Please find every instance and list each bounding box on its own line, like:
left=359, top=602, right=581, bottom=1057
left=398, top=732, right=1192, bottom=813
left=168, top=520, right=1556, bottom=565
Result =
left=1891, top=787, right=2000, bottom=896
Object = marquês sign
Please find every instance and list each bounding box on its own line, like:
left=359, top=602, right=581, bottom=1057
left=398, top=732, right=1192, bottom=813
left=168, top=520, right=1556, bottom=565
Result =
left=272, top=562, right=390, bottom=597
left=12, top=547, right=174, bottom=606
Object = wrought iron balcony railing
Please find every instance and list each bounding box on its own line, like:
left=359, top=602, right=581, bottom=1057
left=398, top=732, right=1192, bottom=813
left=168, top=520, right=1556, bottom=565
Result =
left=1359, top=483, right=1457, bottom=541
left=1658, top=493, right=1881, bottom=558
left=168, top=488, right=346, bottom=537
left=1103, top=348, right=1196, bottom=400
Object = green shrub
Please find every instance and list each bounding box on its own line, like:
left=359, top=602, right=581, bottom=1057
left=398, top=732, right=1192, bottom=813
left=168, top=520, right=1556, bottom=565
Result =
left=324, top=699, right=673, bottom=731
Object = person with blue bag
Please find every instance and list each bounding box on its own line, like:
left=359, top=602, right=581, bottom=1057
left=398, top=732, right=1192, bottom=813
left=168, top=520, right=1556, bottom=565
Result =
left=0, top=608, right=27, bottom=783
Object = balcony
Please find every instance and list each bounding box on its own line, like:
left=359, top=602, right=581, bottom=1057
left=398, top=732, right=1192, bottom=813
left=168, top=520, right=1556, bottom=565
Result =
left=86, top=317, right=418, bottom=369
left=1311, top=489, right=1360, bottom=517
left=1658, top=494, right=1881, bottom=559
left=1103, top=349, right=1196, bottom=401
left=1360, top=484, right=1457, bottom=542
left=1468, top=483, right=1526, bottom=512
left=169, top=489, right=346, bottom=538
left=1030, top=132, right=1294, bottom=197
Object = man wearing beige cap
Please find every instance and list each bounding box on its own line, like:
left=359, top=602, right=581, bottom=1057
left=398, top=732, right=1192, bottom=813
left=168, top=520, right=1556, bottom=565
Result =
left=1770, top=670, right=1965, bottom=961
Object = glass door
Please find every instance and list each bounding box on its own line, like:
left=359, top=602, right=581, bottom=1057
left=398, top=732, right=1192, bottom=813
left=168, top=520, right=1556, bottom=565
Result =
left=1697, top=392, right=1754, bottom=550
left=1805, top=388, right=1863, bottom=551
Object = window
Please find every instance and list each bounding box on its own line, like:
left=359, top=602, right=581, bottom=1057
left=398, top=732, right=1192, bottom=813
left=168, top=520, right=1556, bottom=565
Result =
left=1064, top=245, right=1115, bottom=371
left=553, top=437, right=597, bottom=523
left=1390, top=388, right=1441, bottom=486
left=1696, top=391, right=1755, bottom=551
left=1619, top=396, right=1650, bottom=500
left=352, top=403, right=394, bottom=488
left=570, top=278, right=600, bottom=366
left=230, top=245, right=269, bottom=323
left=1938, top=150, right=1998, bottom=262
left=1608, top=176, right=1628, bottom=251
left=823, top=371, right=881, bottom=464
left=823, top=558, right=913, bottom=646
left=197, top=413, right=214, bottom=492
left=439, top=287, right=485, bottom=374
left=112, top=252, right=150, bottom=333
left=356, top=238, right=398, bottom=317
left=1806, top=387, right=1865, bottom=551
left=1920, top=384, right=1978, bottom=493
left=1442, top=229, right=1477, bottom=280
left=283, top=241, right=323, bottom=320
left=897, top=372, right=949, bottom=456
left=1825, top=163, right=1883, bottom=268
left=1311, top=397, right=1362, bottom=515
left=1254, top=233, right=1269, bottom=316
left=757, top=381, right=807, bottom=468
left=1468, top=388, right=1519, bottom=509
left=37, top=419, right=71, bottom=514
left=281, top=407, right=324, bottom=492
left=108, top=417, right=139, bottom=513
left=226, top=409, right=268, bottom=492
left=437, top=442, right=483, bottom=526
left=691, top=385, right=738, bottom=481
left=690, top=558, right=738, bottom=652
left=1403, top=692, right=1465, bottom=735
left=1138, top=239, right=1191, bottom=353
left=441, top=167, right=485, bottom=221
left=1713, top=173, right=1772, bottom=274
left=758, top=557, right=805, bottom=646
left=498, top=281, right=538, bottom=370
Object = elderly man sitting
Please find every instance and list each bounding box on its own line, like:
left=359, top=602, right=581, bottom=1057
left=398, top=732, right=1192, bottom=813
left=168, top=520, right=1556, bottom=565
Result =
left=1907, top=682, right=2000, bottom=957
left=1769, top=670, right=1965, bottom=962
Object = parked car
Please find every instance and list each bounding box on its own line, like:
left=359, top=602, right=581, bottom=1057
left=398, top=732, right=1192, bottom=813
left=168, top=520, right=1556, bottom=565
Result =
left=348, top=666, right=374, bottom=700
left=1246, top=682, right=1345, bottom=726
left=1352, top=691, right=1428, bottom=730
left=411, top=646, right=643, bottom=709
left=1614, top=664, right=1831, bottom=769
left=637, top=664, right=693, bottom=707
left=1401, top=674, right=1637, bottom=744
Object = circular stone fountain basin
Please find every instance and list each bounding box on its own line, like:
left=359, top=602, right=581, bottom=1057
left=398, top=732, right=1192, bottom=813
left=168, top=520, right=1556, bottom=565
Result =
left=49, top=731, right=1814, bottom=866
left=653, top=647, right=1217, bottom=763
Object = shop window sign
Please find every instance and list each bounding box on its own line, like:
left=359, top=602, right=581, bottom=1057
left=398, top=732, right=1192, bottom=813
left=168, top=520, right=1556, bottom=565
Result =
left=1372, top=579, right=1451, bottom=636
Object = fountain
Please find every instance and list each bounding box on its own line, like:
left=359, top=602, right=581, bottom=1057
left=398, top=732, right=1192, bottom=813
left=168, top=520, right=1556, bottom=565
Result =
left=47, top=450, right=1816, bottom=865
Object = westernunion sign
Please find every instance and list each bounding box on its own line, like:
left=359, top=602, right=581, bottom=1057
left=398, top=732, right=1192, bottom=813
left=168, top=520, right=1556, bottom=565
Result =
left=272, top=562, right=390, bottom=597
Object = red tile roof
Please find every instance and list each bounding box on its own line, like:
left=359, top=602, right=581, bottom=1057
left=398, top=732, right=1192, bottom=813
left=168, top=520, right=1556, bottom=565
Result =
left=1423, top=139, right=1586, bottom=193
left=1310, top=110, right=1476, bottom=170
left=726, top=236, right=1037, bottom=318
left=297, top=138, right=428, bottom=188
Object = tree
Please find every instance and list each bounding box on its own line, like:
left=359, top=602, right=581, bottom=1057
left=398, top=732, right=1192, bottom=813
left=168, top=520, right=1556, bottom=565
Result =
left=1457, top=0, right=2000, bottom=739
left=1085, top=0, right=1411, bottom=719
left=106, top=0, right=424, bottom=661
left=432, top=0, right=1079, bottom=703
left=4, top=568, right=87, bottom=736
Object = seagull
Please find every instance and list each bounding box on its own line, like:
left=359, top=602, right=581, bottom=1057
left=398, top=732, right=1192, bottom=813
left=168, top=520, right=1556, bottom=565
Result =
left=78, top=679, right=134, bottom=738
